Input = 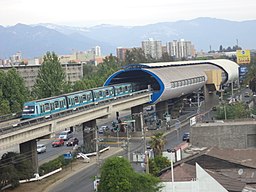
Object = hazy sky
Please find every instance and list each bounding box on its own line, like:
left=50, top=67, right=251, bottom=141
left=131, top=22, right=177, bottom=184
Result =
left=0, top=0, right=255, bottom=27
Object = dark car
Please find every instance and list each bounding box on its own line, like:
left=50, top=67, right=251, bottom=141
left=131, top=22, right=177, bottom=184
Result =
left=66, top=137, right=79, bottom=146
left=182, top=132, right=190, bottom=142
left=52, top=138, right=64, bottom=147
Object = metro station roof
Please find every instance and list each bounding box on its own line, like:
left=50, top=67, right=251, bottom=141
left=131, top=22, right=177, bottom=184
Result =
left=105, top=59, right=239, bottom=104
left=122, top=59, right=239, bottom=83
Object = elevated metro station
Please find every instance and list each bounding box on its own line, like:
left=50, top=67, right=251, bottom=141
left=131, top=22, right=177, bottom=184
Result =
left=104, top=59, right=240, bottom=121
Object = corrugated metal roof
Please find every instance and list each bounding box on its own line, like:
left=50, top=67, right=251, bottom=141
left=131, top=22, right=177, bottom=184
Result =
left=124, top=59, right=239, bottom=83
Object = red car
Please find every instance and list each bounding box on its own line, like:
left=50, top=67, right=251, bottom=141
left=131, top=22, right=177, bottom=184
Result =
left=52, top=138, right=64, bottom=147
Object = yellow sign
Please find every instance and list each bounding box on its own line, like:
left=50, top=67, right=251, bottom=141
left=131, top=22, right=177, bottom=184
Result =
left=236, top=50, right=251, bottom=64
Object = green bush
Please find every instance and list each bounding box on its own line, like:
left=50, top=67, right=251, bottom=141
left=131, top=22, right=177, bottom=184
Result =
left=39, top=155, right=74, bottom=176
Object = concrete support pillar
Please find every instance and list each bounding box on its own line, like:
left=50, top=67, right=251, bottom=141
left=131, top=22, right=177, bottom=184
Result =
left=20, top=139, right=38, bottom=173
left=131, top=105, right=143, bottom=132
left=82, top=120, right=96, bottom=153
left=156, top=101, right=168, bottom=120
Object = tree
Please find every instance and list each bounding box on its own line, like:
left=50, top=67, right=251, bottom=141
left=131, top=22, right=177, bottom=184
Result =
left=149, top=132, right=166, bottom=156
left=32, top=52, right=66, bottom=98
left=98, top=157, right=162, bottom=192
left=125, top=48, right=147, bottom=64
left=215, top=102, right=250, bottom=119
left=149, top=156, right=171, bottom=176
left=0, top=152, right=34, bottom=189
left=246, top=63, right=256, bottom=93
left=0, top=69, right=29, bottom=114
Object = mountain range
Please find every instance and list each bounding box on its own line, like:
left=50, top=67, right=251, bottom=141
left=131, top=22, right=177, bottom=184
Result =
left=0, top=17, right=256, bottom=58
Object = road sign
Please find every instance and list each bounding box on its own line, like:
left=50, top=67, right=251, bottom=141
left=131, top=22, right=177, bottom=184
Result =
left=64, top=153, right=73, bottom=159
left=190, top=116, right=196, bottom=126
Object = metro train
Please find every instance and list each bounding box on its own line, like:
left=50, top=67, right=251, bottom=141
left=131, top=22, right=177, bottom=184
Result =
left=22, top=83, right=135, bottom=119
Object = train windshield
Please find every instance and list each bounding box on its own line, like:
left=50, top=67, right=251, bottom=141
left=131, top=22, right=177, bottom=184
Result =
left=22, top=105, right=35, bottom=114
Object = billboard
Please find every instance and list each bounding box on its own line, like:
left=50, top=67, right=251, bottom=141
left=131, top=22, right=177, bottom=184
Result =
left=236, top=50, right=251, bottom=64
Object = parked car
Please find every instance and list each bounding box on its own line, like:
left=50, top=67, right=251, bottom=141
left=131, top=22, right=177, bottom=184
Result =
left=66, top=138, right=79, bottom=146
left=52, top=138, right=64, bottom=147
left=37, top=144, right=46, bottom=153
left=182, top=132, right=190, bottom=142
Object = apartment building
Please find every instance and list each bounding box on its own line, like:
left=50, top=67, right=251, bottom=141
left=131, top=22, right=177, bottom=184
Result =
left=168, top=39, right=195, bottom=59
left=116, top=47, right=129, bottom=62
left=142, top=38, right=162, bottom=60
left=0, top=63, right=83, bottom=90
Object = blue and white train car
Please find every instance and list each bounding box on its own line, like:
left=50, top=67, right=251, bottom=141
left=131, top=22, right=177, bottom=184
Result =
left=92, top=86, right=115, bottom=104
left=113, top=83, right=133, bottom=97
left=65, top=90, right=94, bottom=109
left=22, top=96, right=67, bottom=119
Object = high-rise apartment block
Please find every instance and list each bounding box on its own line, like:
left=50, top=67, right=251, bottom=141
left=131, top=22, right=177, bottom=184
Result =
left=167, top=39, right=195, bottom=59
left=94, top=46, right=101, bottom=57
left=116, top=47, right=129, bottom=62
left=142, top=38, right=162, bottom=60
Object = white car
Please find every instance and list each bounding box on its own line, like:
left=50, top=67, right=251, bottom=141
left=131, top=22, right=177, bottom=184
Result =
left=37, top=144, right=46, bottom=154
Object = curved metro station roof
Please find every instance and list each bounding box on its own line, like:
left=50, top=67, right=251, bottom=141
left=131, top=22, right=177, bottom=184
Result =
left=104, top=59, right=239, bottom=104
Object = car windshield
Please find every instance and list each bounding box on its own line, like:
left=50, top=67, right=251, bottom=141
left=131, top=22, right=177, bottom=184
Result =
left=53, top=139, right=60, bottom=142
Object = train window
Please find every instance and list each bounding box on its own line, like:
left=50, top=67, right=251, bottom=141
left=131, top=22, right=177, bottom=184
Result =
left=106, top=90, right=109, bottom=96
left=178, top=81, right=182, bottom=87
left=74, top=96, right=79, bottom=104
left=185, top=80, right=188, bottom=86
left=181, top=80, right=185, bottom=86
left=55, top=101, right=59, bottom=109
left=125, top=86, right=128, bottom=91
left=171, top=82, right=174, bottom=88
left=99, top=91, right=103, bottom=97
left=174, top=82, right=178, bottom=87
left=87, top=94, right=92, bottom=101
left=40, top=105, right=44, bottom=113
left=45, top=103, right=50, bottom=111
left=82, top=95, right=87, bottom=102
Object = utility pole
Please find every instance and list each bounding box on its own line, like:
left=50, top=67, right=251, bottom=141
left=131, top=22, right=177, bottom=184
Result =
left=126, top=125, right=130, bottom=162
left=95, top=126, right=99, bottom=164
left=140, top=112, right=149, bottom=174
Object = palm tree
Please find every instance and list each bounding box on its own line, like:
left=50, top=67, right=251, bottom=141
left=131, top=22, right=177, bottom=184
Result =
left=149, top=132, right=166, bottom=156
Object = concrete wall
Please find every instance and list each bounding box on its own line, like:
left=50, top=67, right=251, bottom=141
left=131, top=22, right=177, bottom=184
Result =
left=191, top=120, right=256, bottom=149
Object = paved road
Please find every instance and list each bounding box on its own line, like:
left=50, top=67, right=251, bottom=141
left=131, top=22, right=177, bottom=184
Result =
left=48, top=121, right=190, bottom=192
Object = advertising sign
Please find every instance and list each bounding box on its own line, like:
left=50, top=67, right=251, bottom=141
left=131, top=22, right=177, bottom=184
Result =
left=236, top=50, right=251, bottom=64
